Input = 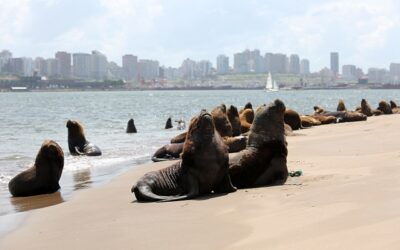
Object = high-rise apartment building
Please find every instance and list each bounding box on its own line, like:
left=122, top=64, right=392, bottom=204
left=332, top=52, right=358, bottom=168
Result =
left=342, top=65, right=357, bottom=80
left=330, top=52, right=339, bottom=75
left=0, top=50, right=12, bottom=72
left=91, top=50, right=108, bottom=80
left=138, top=59, right=159, bottom=81
left=389, top=63, right=400, bottom=84
left=55, top=51, right=71, bottom=78
left=300, top=59, right=310, bottom=74
left=45, top=58, right=59, bottom=77
left=368, top=68, right=388, bottom=84
left=289, top=54, right=300, bottom=74
left=122, top=54, right=138, bottom=81
left=196, top=60, right=212, bottom=77
left=73, top=53, right=91, bottom=79
left=216, top=55, right=229, bottom=75
left=270, top=53, right=287, bottom=74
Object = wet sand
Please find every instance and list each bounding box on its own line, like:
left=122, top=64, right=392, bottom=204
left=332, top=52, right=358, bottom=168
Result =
left=2, top=115, right=400, bottom=249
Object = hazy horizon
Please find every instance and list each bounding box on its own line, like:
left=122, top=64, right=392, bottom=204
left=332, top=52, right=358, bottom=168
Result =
left=1, top=0, right=400, bottom=71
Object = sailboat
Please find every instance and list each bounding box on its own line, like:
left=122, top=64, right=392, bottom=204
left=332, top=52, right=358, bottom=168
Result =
left=265, top=72, right=279, bottom=92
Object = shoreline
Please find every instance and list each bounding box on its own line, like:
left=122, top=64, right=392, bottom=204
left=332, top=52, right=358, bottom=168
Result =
left=2, top=115, right=400, bottom=249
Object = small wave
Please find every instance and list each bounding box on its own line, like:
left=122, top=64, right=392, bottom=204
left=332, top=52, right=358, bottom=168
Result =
left=0, top=155, right=31, bottom=162
left=0, top=174, right=12, bottom=185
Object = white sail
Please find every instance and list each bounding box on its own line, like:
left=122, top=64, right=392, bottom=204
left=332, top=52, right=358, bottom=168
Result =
left=265, top=73, right=279, bottom=91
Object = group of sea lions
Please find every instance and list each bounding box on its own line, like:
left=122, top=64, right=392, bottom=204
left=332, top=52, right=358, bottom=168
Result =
left=133, top=99, right=288, bottom=201
left=8, top=98, right=399, bottom=204
left=8, top=120, right=101, bottom=197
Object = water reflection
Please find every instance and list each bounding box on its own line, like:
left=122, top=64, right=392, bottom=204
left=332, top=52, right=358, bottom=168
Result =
left=10, top=191, right=64, bottom=213
left=73, top=168, right=92, bottom=191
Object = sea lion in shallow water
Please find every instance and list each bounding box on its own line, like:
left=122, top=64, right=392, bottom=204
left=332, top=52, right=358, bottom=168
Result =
left=284, top=109, right=302, bottom=130
left=126, top=119, right=137, bottom=133
left=8, top=140, right=64, bottom=197
left=377, top=101, right=392, bottom=114
left=227, top=105, right=241, bottom=136
left=229, top=99, right=288, bottom=189
left=165, top=117, right=173, bottom=129
left=132, top=110, right=236, bottom=202
left=66, top=120, right=102, bottom=156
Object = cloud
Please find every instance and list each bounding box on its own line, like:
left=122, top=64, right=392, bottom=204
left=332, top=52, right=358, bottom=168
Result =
left=0, top=0, right=31, bottom=45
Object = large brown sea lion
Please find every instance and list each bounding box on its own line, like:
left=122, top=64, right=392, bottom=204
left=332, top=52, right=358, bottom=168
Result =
left=165, top=117, right=173, bottom=129
left=229, top=99, right=288, bottom=188
left=239, top=109, right=254, bottom=133
left=360, top=99, right=382, bottom=116
left=227, top=105, right=241, bottom=136
left=311, top=115, right=337, bottom=125
left=126, top=119, right=137, bottom=133
left=284, top=109, right=302, bottom=130
left=8, top=140, right=64, bottom=197
left=300, top=115, right=321, bottom=127
left=337, top=99, right=347, bottom=112
left=377, top=101, right=393, bottom=114
left=132, top=110, right=236, bottom=201
left=239, top=102, right=253, bottom=114
left=66, top=120, right=102, bottom=156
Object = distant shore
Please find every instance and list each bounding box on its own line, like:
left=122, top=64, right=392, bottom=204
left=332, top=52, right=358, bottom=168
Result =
left=2, top=115, right=400, bottom=249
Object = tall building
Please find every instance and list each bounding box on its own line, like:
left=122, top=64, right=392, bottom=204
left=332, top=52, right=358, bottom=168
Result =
left=34, top=57, right=46, bottom=76
left=181, top=58, right=197, bottom=80
left=233, top=51, right=249, bottom=73
left=233, top=49, right=264, bottom=73
left=196, top=60, right=212, bottom=77
left=138, top=59, right=159, bottom=81
left=342, top=65, right=357, bottom=81
left=265, top=53, right=273, bottom=73
left=45, top=58, right=59, bottom=77
left=73, top=53, right=91, bottom=79
left=216, top=55, right=229, bottom=75
left=389, top=63, right=400, bottom=84
left=330, top=52, right=339, bottom=75
left=368, top=68, right=388, bottom=84
left=270, top=53, right=288, bottom=74
left=0, top=50, right=12, bottom=72
left=122, top=54, right=138, bottom=81
left=90, top=50, right=108, bottom=80
left=55, top=51, right=71, bottom=78
left=289, top=54, right=300, bottom=74
left=300, top=59, right=310, bottom=74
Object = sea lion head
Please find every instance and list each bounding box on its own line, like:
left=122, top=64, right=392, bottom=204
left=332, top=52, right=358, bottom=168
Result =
left=313, top=105, right=325, bottom=114
left=390, top=100, right=398, bottom=109
left=337, top=99, right=346, bottom=111
left=244, top=102, right=253, bottom=110
left=35, top=140, right=64, bottom=176
left=227, top=105, right=241, bottom=136
left=249, top=99, right=286, bottom=147
left=187, top=110, right=215, bottom=143
left=377, top=100, right=392, bottom=114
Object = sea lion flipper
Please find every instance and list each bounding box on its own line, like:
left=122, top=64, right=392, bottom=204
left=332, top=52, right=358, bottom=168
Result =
left=74, top=146, right=85, bottom=155
left=214, top=174, right=237, bottom=193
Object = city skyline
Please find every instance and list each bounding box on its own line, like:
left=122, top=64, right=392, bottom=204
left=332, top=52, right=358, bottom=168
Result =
left=1, top=0, right=400, bottom=71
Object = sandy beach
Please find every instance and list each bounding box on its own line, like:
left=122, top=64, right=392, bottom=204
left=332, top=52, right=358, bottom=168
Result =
left=1, top=114, right=400, bottom=249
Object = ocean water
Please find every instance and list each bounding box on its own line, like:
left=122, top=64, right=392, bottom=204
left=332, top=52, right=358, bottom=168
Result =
left=0, top=89, right=399, bottom=215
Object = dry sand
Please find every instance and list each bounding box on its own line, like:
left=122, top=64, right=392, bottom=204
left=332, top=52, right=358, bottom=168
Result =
left=2, top=115, right=400, bottom=249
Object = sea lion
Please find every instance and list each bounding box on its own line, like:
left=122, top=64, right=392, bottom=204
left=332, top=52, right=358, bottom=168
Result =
left=66, top=120, right=102, bottom=156
left=227, top=105, right=241, bottom=136
left=132, top=110, right=236, bottom=202
left=240, top=102, right=253, bottom=114
left=8, top=140, right=64, bottom=197
left=126, top=119, right=137, bottom=133
left=152, top=143, right=184, bottom=162
left=223, top=136, right=248, bottom=153
left=300, top=115, right=321, bottom=127
left=360, top=99, right=380, bottom=116
left=165, top=117, right=173, bottom=129
left=313, top=105, right=325, bottom=114
left=337, top=99, right=347, bottom=112
left=318, top=111, right=367, bottom=122
left=211, top=104, right=233, bottom=137
left=229, top=99, right=288, bottom=188
left=311, top=115, right=337, bottom=125
left=284, top=109, right=302, bottom=130
left=377, top=100, right=392, bottom=114
left=239, top=108, right=254, bottom=133
left=390, top=100, right=400, bottom=114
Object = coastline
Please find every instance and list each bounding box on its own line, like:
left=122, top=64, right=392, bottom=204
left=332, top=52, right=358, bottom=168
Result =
left=2, top=115, right=400, bottom=249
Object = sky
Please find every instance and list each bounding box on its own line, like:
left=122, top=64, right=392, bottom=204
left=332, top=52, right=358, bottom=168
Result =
left=1, top=0, right=400, bottom=71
